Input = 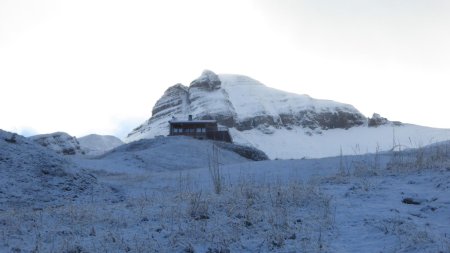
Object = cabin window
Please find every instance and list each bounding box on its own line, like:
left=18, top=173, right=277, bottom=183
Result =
left=197, top=128, right=206, bottom=133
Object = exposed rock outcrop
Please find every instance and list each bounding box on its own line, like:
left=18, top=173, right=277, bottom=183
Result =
left=29, top=132, right=85, bottom=155
left=368, top=113, right=389, bottom=127
left=190, top=69, right=222, bottom=90
left=151, top=83, right=189, bottom=120
left=214, top=141, right=269, bottom=161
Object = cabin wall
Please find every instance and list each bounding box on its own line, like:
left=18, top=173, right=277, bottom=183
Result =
left=169, top=122, right=232, bottom=142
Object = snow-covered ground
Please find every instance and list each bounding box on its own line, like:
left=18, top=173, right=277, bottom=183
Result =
left=78, top=134, right=124, bottom=156
left=1, top=131, right=449, bottom=252
left=231, top=123, right=450, bottom=159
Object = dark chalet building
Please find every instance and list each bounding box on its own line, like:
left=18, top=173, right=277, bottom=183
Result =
left=169, top=115, right=232, bottom=143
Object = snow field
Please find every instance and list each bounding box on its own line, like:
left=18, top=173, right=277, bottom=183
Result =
left=322, top=143, right=450, bottom=252
left=231, top=124, right=450, bottom=159
left=219, top=74, right=359, bottom=121
left=0, top=170, right=336, bottom=252
left=1, top=132, right=449, bottom=252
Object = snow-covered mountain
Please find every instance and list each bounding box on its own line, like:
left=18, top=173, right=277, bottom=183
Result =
left=126, top=70, right=450, bottom=159
left=29, top=132, right=85, bottom=155
left=78, top=134, right=124, bottom=156
left=127, top=70, right=365, bottom=139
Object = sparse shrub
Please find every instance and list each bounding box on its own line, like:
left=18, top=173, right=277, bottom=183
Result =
left=387, top=141, right=450, bottom=173
left=206, top=247, right=230, bottom=253
left=183, top=244, right=195, bottom=253
left=352, top=160, right=375, bottom=177
left=208, top=143, right=222, bottom=194
left=415, top=145, right=425, bottom=169
left=373, top=143, right=381, bottom=171
left=188, top=191, right=209, bottom=220
left=374, top=218, right=435, bottom=251
left=338, top=147, right=347, bottom=176
left=65, top=245, right=85, bottom=253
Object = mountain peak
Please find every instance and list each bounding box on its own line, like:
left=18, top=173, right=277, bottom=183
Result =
left=189, top=69, right=221, bottom=90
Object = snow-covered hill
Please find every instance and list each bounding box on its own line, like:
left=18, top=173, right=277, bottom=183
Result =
left=29, top=131, right=85, bottom=155
left=126, top=70, right=450, bottom=159
left=0, top=130, right=107, bottom=209
left=78, top=134, right=124, bottom=156
left=76, top=136, right=267, bottom=173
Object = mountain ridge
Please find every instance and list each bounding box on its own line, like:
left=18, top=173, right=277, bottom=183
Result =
left=127, top=70, right=366, bottom=139
left=29, top=132, right=124, bottom=156
left=125, top=70, right=450, bottom=159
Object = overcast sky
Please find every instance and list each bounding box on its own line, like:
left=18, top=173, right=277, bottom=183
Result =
left=1, top=0, right=449, bottom=138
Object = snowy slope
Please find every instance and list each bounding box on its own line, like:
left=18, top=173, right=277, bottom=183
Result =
left=0, top=130, right=107, bottom=209
left=75, top=136, right=267, bottom=174
left=125, top=70, right=450, bottom=159
left=29, top=131, right=85, bottom=155
left=219, top=74, right=352, bottom=122
left=78, top=134, right=124, bottom=156
left=3, top=134, right=449, bottom=252
left=231, top=123, right=450, bottom=159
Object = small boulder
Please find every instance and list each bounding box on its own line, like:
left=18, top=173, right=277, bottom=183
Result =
left=402, top=197, right=425, bottom=205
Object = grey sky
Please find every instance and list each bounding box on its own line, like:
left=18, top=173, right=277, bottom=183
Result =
left=1, top=0, right=449, bottom=138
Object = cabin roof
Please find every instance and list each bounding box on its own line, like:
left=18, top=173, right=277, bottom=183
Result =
left=169, top=120, right=217, bottom=124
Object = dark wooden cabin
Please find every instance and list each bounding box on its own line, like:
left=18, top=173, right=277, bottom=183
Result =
left=169, top=115, right=232, bottom=142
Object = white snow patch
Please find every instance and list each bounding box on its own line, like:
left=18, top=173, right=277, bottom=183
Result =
left=233, top=124, right=450, bottom=159
left=219, top=74, right=359, bottom=121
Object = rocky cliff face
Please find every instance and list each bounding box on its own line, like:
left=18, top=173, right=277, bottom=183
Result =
left=29, top=132, right=85, bottom=155
left=150, top=84, right=189, bottom=122
left=126, top=70, right=366, bottom=142
left=368, top=113, right=390, bottom=127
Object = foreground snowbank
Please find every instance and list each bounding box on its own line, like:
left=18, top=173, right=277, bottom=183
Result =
left=0, top=130, right=114, bottom=210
